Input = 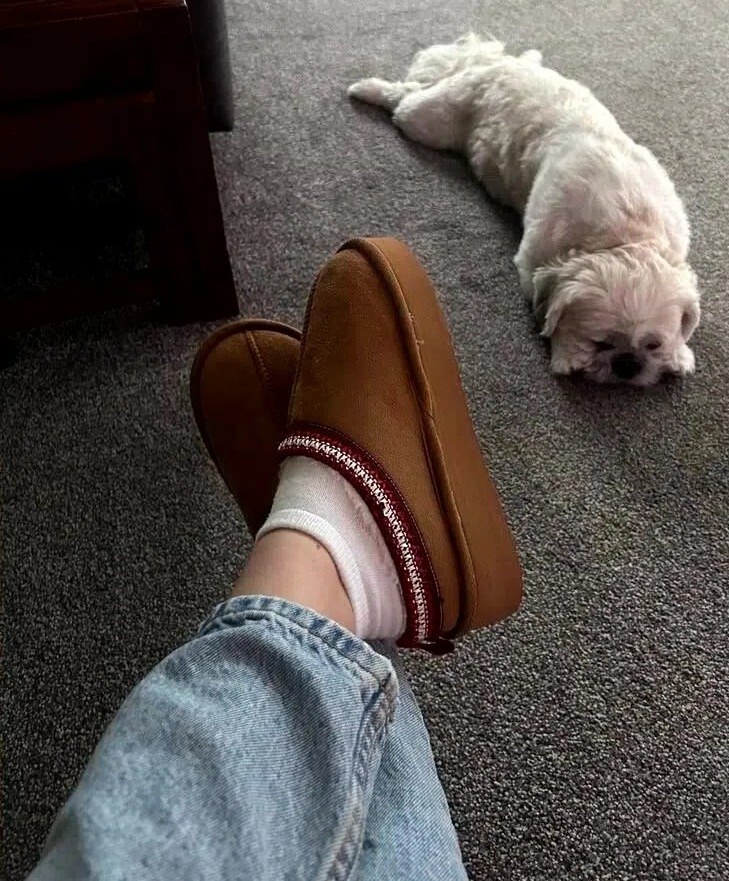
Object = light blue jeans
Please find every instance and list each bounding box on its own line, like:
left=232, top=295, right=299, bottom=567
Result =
left=29, top=595, right=468, bottom=880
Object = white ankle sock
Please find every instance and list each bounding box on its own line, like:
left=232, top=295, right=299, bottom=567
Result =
left=257, top=456, right=406, bottom=639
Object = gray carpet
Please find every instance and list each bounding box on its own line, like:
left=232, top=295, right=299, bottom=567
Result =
left=3, top=1, right=729, bottom=878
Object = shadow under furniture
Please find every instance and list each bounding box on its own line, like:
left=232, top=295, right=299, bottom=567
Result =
left=0, top=0, right=239, bottom=333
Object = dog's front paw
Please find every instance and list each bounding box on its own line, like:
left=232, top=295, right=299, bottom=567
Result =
left=676, top=343, right=696, bottom=376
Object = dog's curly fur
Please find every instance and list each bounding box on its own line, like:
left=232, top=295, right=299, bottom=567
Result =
left=349, top=35, right=700, bottom=385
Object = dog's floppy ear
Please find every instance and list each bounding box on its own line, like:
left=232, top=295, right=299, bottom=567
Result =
left=532, top=264, right=559, bottom=331
left=675, top=264, right=700, bottom=341
left=681, top=298, right=700, bottom=342
left=533, top=264, right=575, bottom=337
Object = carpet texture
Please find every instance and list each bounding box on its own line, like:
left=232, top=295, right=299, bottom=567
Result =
left=3, top=1, right=729, bottom=878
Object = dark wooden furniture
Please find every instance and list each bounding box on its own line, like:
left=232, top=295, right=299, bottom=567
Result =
left=0, top=0, right=238, bottom=333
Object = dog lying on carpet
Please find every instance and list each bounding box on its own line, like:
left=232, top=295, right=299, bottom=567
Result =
left=349, top=34, right=700, bottom=386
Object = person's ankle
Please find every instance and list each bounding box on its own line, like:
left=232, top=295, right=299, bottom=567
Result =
left=256, top=457, right=407, bottom=640
left=231, top=529, right=356, bottom=632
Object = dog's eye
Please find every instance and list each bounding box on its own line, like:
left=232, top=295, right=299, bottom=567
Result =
left=593, top=340, right=613, bottom=352
left=645, top=341, right=661, bottom=351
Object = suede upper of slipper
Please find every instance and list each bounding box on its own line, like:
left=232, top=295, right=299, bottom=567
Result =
left=284, top=238, right=523, bottom=648
left=191, top=320, right=301, bottom=537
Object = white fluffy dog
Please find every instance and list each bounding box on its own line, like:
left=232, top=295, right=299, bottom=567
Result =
left=349, top=35, right=700, bottom=385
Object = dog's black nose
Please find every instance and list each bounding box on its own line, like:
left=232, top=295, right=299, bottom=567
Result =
left=612, top=353, right=642, bottom=380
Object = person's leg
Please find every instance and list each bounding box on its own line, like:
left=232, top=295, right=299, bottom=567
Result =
left=237, top=532, right=469, bottom=878
left=29, top=529, right=467, bottom=881
left=30, top=238, right=520, bottom=880
left=361, top=643, right=469, bottom=880
left=240, top=532, right=470, bottom=877
left=233, top=528, right=355, bottom=630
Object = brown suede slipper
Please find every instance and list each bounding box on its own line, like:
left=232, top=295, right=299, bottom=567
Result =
left=191, top=319, right=301, bottom=537
left=282, top=238, right=523, bottom=651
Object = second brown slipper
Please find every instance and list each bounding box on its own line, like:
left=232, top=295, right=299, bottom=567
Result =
left=283, top=238, right=523, bottom=650
left=191, top=319, right=301, bottom=536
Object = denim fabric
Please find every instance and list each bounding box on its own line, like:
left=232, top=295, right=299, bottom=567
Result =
left=29, top=595, right=468, bottom=880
